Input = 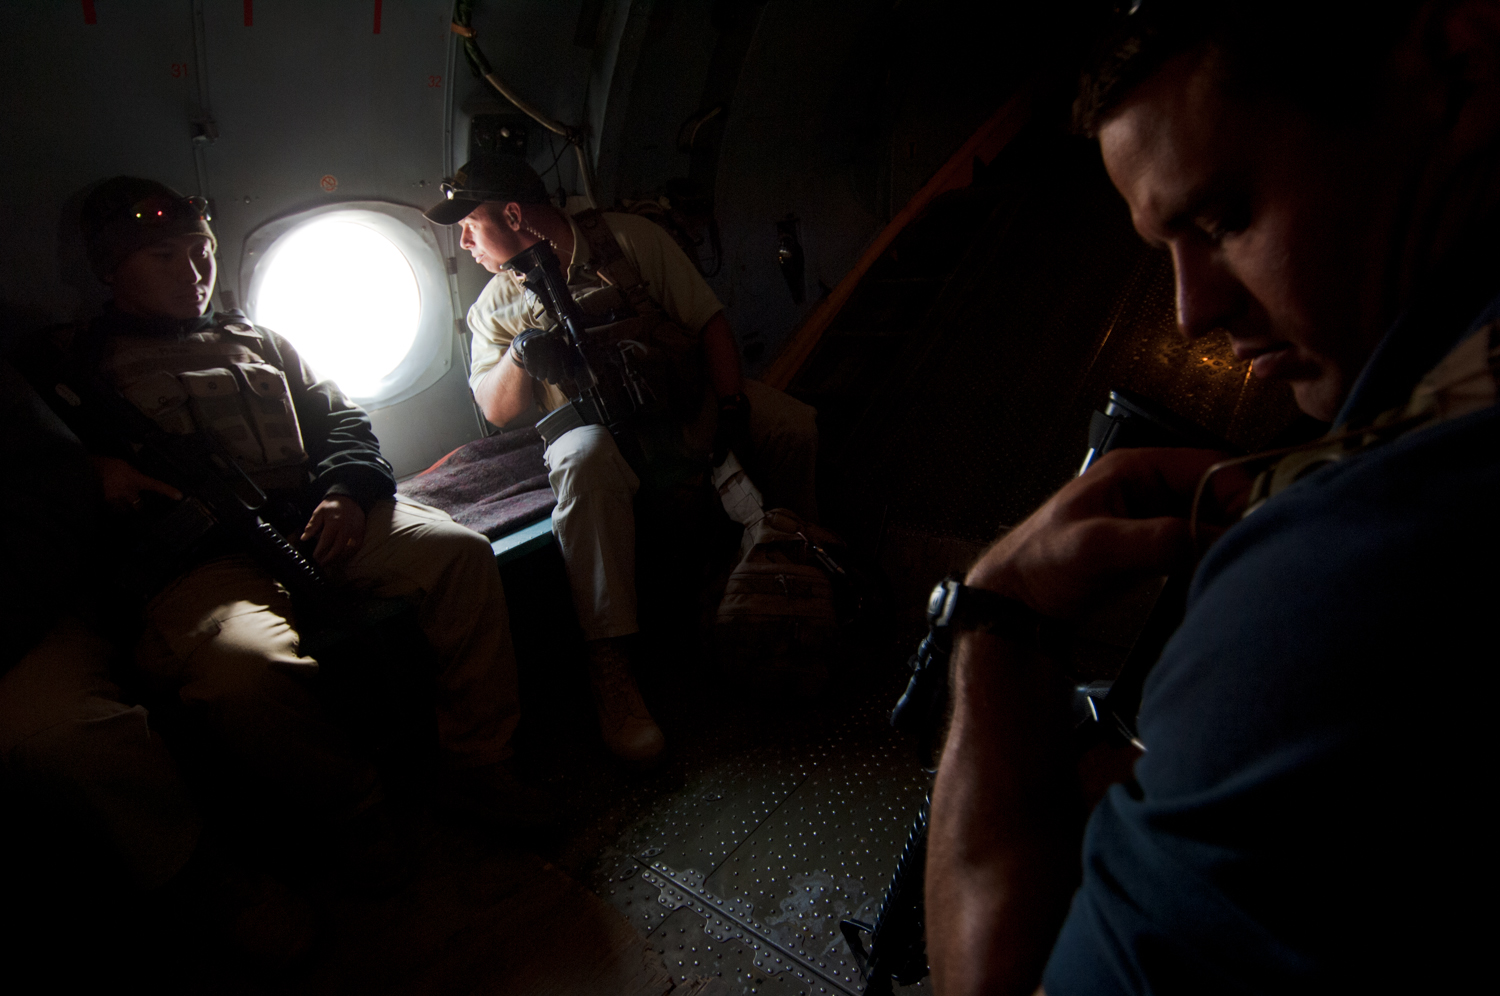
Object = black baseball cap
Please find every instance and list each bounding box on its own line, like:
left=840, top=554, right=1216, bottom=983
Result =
left=80, top=176, right=216, bottom=279
left=424, top=154, right=550, bottom=225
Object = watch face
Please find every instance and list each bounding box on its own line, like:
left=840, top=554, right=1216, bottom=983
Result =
left=927, top=580, right=953, bottom=625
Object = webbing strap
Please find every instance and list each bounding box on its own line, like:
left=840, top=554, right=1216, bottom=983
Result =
left=573, top=210, right=660, bottom=318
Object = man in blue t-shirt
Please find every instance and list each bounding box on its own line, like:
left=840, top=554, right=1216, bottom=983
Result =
left=925, top=3, right=1499, bottom=993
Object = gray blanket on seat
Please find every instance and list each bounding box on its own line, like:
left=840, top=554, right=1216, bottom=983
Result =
left=396, top=427, right=554, bottom=540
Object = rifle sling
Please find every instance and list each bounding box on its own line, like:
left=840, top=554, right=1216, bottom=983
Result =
left=573, top=209, right=661, bottom=319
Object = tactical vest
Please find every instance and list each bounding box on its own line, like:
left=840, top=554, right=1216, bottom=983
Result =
left=568, top=209, right=708, bottom=423
left=101, top=319, right=311, bottom=493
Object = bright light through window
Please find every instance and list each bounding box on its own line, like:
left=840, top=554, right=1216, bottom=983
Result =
left=253, top=219, right=421, bottom=398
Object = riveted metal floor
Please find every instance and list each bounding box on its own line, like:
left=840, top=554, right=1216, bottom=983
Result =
left=590, top=691, right=932, bottom=996
left=503, top=574, right=940, bottom=996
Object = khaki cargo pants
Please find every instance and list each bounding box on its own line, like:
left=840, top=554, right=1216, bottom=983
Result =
left=134, top=496, right=519, bottom=817
left=1, top=498, right=516, bottom=890
left=545, top=379, right=818, bottom=641
left=0, top=618, right=200, bottom=890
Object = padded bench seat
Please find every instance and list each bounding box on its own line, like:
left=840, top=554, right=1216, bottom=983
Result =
left=490, top=516, right=555, bottom=565
left=397, top=427, right=557, bottom=568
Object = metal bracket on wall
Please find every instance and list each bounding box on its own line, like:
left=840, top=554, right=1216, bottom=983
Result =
left=469, top=113, right=531, bottom=161
left=776, top=214, right=807, bottom=305
left=189, top=0, right=217, bottom=206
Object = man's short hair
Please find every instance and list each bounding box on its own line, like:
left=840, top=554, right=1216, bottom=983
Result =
left=1072, top=1, right=1428, bottom=136
left=80, top=177, right=216, bottom=280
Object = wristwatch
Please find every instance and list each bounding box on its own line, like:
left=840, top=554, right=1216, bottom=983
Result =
left=926, top=576, right=1038, bottom=642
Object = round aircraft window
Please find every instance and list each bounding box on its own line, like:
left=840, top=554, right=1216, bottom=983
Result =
left=251, top=219, right=421, bottom=399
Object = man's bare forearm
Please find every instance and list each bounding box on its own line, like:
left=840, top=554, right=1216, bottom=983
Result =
left=473, top=350, right=534, bottom=427
left=926, top=631, right=1079, bottom=996
left=924, top=450, right=1216, bottom=995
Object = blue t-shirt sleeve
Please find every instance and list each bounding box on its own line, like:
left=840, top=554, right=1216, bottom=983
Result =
left=1043, top=406, right=1498, bottom=995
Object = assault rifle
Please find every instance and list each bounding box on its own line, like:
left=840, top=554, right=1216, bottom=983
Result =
left=506, top=242, right=649, bottom=439
left=506, top=241, right=631, bottom=424
left=505, top=241, right=701, bottom=484
left=841, top=389, right=1234, bottom=995
left=14, top=333, right=330, bottom=610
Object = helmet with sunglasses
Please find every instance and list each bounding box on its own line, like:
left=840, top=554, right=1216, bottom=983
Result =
left=81, top=176, right=216, bottom=279
left=423, top=154, right=550, bottom=225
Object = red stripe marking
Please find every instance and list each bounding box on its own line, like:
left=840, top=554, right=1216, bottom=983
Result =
left=373, top=0, right=382, bottom=34
left=243, top=0, right=253, bottom=26
left=81, top=0, right=96, bottom=24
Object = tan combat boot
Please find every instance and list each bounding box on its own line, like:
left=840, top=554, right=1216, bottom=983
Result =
left=586, top=638, right=666, bottom=762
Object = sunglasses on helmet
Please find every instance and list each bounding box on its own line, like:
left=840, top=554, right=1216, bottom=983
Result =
left=438, top=181, right=513, bottom=202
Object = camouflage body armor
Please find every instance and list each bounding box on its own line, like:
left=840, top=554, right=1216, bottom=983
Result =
left=100, top=318, right=311, bottom=494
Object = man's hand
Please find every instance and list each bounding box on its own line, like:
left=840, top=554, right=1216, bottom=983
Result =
left=89, top=454, right=182, bottom=510
left=926, top=447, right=1233, bottom=996
left=967, top=447, right=1231, bottom=615
left=509, top=326, right=582, bottom=385
left=301, top=495, right=367, bottom=567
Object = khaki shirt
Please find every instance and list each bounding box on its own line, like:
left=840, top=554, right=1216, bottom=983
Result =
left=466, top=211, right=723, bottom=416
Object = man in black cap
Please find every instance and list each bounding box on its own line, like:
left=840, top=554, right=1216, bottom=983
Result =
left=426, top=155, right=819, bottom=762
left=923, top=2, right=1497, bottom=994
left=2, top=177, right=540, bottom=924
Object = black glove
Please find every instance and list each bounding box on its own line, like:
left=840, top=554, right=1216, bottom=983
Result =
left=713, top=391, right=752, bottom=465
left=509, top=327, right=582, bottom=385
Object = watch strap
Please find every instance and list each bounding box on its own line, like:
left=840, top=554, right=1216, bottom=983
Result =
left=927, top=577, right=1037, bottom=641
